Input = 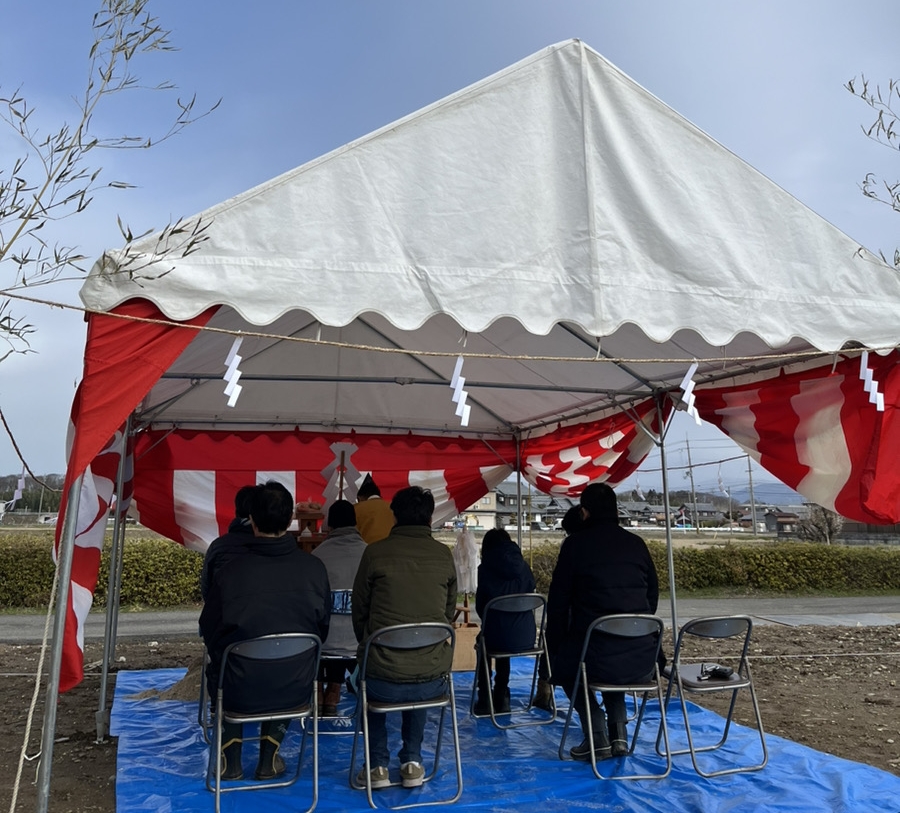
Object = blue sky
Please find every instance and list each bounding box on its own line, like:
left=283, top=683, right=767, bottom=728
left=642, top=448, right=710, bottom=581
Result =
left=1, top=1, right=898, bottom=493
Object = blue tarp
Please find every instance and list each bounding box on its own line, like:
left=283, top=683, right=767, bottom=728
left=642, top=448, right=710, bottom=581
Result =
left=111, top=667, right=900, bottom=812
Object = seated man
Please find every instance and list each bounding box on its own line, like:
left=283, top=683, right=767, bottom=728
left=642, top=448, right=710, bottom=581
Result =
left=200, top=481, right=331, bottom=781
left=351, top=486, right=457, bottom=789
left=312, top=499, right=367, bottom=715
left=547, top=482, right=660, bottom=762
left=354, top=473, right=395, bottom=544
left=199, top=484, right=257, bottom=601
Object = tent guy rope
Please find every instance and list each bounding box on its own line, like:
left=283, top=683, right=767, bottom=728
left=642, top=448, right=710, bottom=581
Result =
left=4, top=289, right=897, bottom=367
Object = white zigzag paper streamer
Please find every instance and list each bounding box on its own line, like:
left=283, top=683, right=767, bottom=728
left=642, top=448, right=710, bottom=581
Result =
left=859, top=351, right=885, bottom=412
left=450, top=355, right=471, bottom=427
left=321, top=442, right=361, bottom=504
left=223, top=337, right=244, bottom=408
left=678, top=360, right=702, bottom=425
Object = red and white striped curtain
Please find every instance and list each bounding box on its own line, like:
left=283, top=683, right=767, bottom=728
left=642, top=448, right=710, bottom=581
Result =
left=694, top=351, right=900, bottom=524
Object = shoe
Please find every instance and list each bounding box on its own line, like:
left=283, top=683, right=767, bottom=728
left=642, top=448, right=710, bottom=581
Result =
left=473, top=693, right=491, bottom=716
left=570, top=737, right=612, bottom=763
left=492, top=687, right=511, bottom=714
left=357, top=765, right=390, bottom=790
left=254, top=752, right=285, bottom=780
left=400, top=761, right=425, bottom=788
left=533, top=679, right=554, bottom=712
left=322, top=681, right=341, bottom=717
left=610, top=722, right=628, bottom=757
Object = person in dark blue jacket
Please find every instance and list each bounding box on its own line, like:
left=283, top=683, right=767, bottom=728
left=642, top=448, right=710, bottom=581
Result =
left=199, top=484, right=258, bottom=600
left=474, top=528, right=536, bottom=714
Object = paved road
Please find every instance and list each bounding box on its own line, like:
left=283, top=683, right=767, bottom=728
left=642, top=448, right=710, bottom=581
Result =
left=3, top=595, right=899, bottom=643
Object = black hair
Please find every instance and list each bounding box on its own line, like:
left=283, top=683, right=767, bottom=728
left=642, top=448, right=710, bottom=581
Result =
left=482, top=528, right=512, bottom=551
left=390, top=486, right=434, bottom=527
left=579, top=482, right=619, bottom=523
left=561, top=505, right=586, bottom=535
left=327, top=499, right=356, bottom=529
left=249, top=481, right=294, bottom=535
left=357, top=473, right=381, bottom=500
left=233, top=485, right=259, bottom=520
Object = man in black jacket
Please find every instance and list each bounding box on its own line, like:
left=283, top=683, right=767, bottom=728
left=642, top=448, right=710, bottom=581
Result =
left=199, top=484, right=257, bottom=601
left=547, top=483, right=659, bottom=762
left=200, top=481, right=331, bottom=782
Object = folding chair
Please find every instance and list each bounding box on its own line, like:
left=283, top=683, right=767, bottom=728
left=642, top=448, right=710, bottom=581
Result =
left=198, top=645, right=212, bottom=743
left=349, top=622, right=463, bottom=809
left=206, top=632, right=322, bottom=813
left=657, top=615, right=768, bottom=777
left=318, top=588, right=359, bottom=732
left=468, top=592, right=556, bottom=728
left=559, top=614, right=671, bottom=780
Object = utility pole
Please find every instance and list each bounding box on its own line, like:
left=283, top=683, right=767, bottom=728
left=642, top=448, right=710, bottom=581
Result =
left=747, top=455, right=758, bottom=537
left=685, top=436, right=700, bottom=536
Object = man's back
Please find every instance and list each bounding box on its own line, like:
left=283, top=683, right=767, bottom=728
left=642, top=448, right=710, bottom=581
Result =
left=201, top=534, right=331, bottom=660
left=352, top=525, right=457, bottom=681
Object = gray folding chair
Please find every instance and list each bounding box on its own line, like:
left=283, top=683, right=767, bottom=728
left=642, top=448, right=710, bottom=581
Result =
left=206, top=632, right=322, bottom=813
left=559, top=614, right=671, bottom=780
left=468, top=592, right=555, bottom=728
left=198, top=645, right=212, bottom=743
left=318, top=588, right=359, bottom=731
left=657, top=615, right=768, bottom=777
left=349, top=622, right=463, bottom=809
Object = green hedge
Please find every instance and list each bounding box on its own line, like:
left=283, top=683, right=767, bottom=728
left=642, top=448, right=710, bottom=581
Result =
left=0, top=536, right=203, bottom=609
left=2, top=535, right=899, bottom=610
left=528, top=540, right=900, bottom=595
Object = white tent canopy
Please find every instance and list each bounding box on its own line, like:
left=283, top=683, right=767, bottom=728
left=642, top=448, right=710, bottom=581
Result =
left=54, top=38, right=900, bottom=700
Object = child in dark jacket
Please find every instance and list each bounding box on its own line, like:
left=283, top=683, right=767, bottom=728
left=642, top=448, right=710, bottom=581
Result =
left=474, top=528, right=536, bottom=714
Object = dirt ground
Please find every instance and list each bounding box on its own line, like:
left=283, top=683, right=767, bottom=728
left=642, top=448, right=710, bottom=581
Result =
left=1, top=624, right=899, bottom=813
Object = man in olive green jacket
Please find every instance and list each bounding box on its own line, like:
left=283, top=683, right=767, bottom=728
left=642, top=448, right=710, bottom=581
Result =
left=351, top=486, right=457, bottom=789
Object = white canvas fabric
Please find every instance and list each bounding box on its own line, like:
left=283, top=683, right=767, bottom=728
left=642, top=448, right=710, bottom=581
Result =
left=82, top=39, right=898, bottom=355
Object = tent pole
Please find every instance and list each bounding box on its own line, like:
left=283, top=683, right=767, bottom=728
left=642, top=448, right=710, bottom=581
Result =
left=96, top=417, right=132, bottom=741
left=36, top=473, right=84, bottom=813
left=514, top=435, right=523, bottom=547
left=655, top=395, right=678, bottom=646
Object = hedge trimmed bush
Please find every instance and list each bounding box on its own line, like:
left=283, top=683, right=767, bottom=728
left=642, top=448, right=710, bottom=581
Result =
left=528, top=540, right=900, bottom=595
left=2, top=534, right=899, bottom=610
left=0, top=536, right=203, bottom=609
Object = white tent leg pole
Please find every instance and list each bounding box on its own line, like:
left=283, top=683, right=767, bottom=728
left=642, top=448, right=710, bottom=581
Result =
left=96, top=418, right=131, bottom=741
left=36, top=474, right=84, bottom=813
left=655, top=397, right=678, bottom=644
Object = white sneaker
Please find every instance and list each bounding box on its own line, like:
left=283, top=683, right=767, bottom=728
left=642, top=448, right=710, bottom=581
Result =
left=400, top=761, right=425, bottom=788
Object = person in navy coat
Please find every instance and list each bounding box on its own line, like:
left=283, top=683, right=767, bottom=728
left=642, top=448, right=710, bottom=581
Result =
left=474, top=528, right=536, bottom=713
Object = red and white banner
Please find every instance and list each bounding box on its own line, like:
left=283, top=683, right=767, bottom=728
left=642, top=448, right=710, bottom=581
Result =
left=694, top=352, right=900, bottom=524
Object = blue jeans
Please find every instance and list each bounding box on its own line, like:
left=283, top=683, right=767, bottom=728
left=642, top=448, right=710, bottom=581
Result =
left=364, top=676, right=447, bottom=767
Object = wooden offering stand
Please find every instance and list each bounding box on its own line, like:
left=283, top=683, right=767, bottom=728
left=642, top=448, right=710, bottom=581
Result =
left=293, top=504, right=326, bottom=553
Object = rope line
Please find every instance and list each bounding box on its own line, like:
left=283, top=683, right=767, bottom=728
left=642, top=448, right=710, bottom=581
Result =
left=4, top=289, right=896, bottom=365
left=8, top=563, right=60, bottom=813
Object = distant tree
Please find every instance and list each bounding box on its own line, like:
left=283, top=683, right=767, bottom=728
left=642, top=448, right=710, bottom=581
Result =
left=796, top=504, right=844, bottom=545
left=0, top=0, right=217, bottom=361
left=845, top=75, right=900, bottom=267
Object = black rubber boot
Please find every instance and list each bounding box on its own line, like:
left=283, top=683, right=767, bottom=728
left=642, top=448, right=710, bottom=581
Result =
left=255, top=721, right=287, bottom=780
left=214, top=722, right=243, bottom=780
left=570, top=726, right=612, bottom=762
left=493, top=686, right=511, bottom=714
left=474, top=662, right=492, bottom=715
left=610, top=722, right=629, bottom=757
left=533, top=679, right=554, bottom=712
